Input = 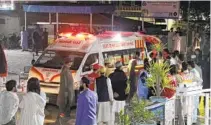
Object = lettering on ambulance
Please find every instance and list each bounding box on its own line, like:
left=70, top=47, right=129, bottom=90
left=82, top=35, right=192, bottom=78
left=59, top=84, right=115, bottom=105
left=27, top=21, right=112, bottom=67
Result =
left=42, top=69, right=59, bottom=73
left=56, top=39, right=82, bottom=48
left=102, top=41, right=135, bottom=51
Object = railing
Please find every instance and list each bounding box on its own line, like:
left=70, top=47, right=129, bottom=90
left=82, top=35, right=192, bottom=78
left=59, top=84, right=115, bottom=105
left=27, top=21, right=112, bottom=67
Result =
left=122, top=86, right=211, bottom=125
left=176, top=86, right=211, bottom=125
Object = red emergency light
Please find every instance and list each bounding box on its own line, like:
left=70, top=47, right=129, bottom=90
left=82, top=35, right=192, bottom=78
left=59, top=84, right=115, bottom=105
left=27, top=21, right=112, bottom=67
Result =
left=59, top=32, right=93, bottom=40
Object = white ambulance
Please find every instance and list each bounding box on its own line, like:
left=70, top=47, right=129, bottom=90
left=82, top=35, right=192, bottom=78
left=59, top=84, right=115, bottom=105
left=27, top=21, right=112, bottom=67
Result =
left=28, top=31, right=160, bottom=94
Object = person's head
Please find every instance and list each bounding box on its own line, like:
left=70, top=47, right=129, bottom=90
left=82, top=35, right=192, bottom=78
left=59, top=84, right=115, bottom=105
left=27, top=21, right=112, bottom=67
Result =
left=170, top=28, right=174, bottom=32
left=187, top=61, right=195, bottom=70
left=135, top=51, right=140, bottom=59
left=92, top=63, right=101, bottom=72
left=99, top=67, right=105, bottom=76
left=6, top=80, right=17, bottom=92
left=80, top=77, right=90, bottom=92
left=115, top=61, right=122, bottom=70
left=172, top=50, right=179, bottom=58
left=27, top=77, right=40, bottom=95
left=162, top=48, right=170, bottom=59
left=176, top=27, right=181, bottom=32
left=178, top=54, right=184, bottom=62
left=170, top=65, right=177, bottom=75
left=182, top=62, right=188, bottom=72
left=44, top=28, right=47, bottom=32
left=194, top=48, right=201, bottom=55
left=64, top=57, right=73, bottom=67
left=22, top=27, right=25, bottom=31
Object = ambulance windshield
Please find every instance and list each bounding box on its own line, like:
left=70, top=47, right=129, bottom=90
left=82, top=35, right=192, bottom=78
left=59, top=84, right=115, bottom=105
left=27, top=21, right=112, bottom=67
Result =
left=34, top=50, right=85, bottom=70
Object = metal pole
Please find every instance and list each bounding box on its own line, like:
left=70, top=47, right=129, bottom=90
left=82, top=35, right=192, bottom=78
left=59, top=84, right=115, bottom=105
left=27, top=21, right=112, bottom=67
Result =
left=111, top=14, right=114, bottom=31
left=49, top=13, right=51, bottom=24
left=56, top=13, right=59, bottom=34
left=90, top=13, right=92, bottom=33
left=187, top=1, right=191, bottom=50
left=142, top=14, right=145, bottom=31
left=24, top=12, right=27, bottom=30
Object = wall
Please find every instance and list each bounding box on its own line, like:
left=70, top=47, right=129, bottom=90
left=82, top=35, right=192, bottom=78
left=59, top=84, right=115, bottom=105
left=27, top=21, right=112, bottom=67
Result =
left=0, top=15, right=20, bottom=36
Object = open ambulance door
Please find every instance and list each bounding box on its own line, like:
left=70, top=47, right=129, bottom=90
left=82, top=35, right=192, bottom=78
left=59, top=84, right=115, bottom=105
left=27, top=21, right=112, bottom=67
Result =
left=80, top=53, right=99, bottom=76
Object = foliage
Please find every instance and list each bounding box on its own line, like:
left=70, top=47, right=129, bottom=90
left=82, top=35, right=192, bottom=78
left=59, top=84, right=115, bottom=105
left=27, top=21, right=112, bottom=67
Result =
left=146, top=60, right=170, bottom=96
left=180, top=1, right=210, bottom=32
left=119, top=97, right=155, bottom=124
left=151, top=42, right=165, bottom=53
left=119, top=110, right=130, bottom=125
left=180, top=1, right=210, bottom=21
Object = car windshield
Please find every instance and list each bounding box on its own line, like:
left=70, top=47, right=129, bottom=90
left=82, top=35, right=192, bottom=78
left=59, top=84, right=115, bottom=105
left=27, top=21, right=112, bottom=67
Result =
left=34, top=50, right=85, bottom=70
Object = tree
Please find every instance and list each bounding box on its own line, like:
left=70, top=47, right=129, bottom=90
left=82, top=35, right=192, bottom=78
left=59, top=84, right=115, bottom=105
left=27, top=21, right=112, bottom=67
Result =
left=180, top=1, right=210, bottom=32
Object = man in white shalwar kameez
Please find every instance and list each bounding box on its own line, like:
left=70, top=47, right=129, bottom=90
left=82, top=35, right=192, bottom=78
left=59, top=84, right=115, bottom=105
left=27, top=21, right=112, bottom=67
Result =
left=0, top=80, right=19, bottom=125
left=18, top=77, right=46, bottom=125
left=95, top=67, right=114, bottom=125
left=20, top=27, right=28, bottom=51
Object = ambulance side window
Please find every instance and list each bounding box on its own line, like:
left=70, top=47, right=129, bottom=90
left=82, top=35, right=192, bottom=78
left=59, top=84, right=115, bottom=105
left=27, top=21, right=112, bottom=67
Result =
left=83, top=53, right=99, bottom=72
left=102, top=49, right=141, bottom=66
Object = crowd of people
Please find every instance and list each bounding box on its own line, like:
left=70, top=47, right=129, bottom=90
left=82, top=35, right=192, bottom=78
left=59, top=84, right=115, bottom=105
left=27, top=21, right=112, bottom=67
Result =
left=0, top=46, right=209, bottom=125
left=0, top=25, right=210, bottom=125
left=74, top=47, right=209, bottom=125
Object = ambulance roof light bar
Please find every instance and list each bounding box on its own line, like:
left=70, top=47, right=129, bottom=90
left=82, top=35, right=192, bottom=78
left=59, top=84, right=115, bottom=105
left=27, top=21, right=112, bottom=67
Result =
left=59, top=32, right=93, bottom=39
left=111, top=33, right=122, bottom=41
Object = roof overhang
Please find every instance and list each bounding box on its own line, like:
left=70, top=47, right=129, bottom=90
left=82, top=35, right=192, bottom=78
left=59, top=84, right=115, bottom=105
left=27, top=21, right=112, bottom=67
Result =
left=23, top=5, right=115, bottom=14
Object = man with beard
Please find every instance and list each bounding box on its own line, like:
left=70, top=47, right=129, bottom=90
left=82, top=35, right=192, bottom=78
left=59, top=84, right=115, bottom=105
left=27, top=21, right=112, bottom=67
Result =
left=0, top=80, right=19, bottom=125
left=76, top=77, right=97, bottom=125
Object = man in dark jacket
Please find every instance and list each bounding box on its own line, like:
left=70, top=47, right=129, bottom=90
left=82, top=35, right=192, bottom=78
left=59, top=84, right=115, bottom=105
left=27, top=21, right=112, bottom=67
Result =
left=95, top=67, right=114, bottom=125
left=109, top=61, right=127, bottom=122
left=109, top=61, right=127, bottom=101
left=32, top=26, right=42, bottom=56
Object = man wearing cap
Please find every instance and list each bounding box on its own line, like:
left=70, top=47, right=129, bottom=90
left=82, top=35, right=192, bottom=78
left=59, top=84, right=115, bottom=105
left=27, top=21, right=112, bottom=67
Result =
left=88, top=63, right=101, bottom=91
left=57, top=57, right=74, bottom=118
left=109, top=61, right=127, bottom=122
left=95, top=67, right=114, bottom=125
left=76, top=77, right=98, bottom=125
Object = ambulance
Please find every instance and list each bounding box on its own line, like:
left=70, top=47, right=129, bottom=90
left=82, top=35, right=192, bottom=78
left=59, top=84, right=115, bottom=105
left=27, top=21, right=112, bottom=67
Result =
left=28, top=31, right=160, bottom=95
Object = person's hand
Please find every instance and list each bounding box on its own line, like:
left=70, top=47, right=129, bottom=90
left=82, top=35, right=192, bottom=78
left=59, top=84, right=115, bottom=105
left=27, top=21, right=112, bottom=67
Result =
left=114, top=92, right=119, bottom=98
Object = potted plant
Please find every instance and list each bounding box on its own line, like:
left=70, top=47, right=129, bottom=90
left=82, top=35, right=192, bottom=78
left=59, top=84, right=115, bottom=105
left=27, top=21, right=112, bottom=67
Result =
left=146, top=42, right=170, bottom=99
left=145, top=42, right=171, bottom=120
left=118, top=97, right=156, bottom=125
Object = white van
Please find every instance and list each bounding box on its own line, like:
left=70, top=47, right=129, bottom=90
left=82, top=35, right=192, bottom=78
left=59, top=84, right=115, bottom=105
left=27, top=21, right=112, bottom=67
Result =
left=28, top=31, right=160, bottom=94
